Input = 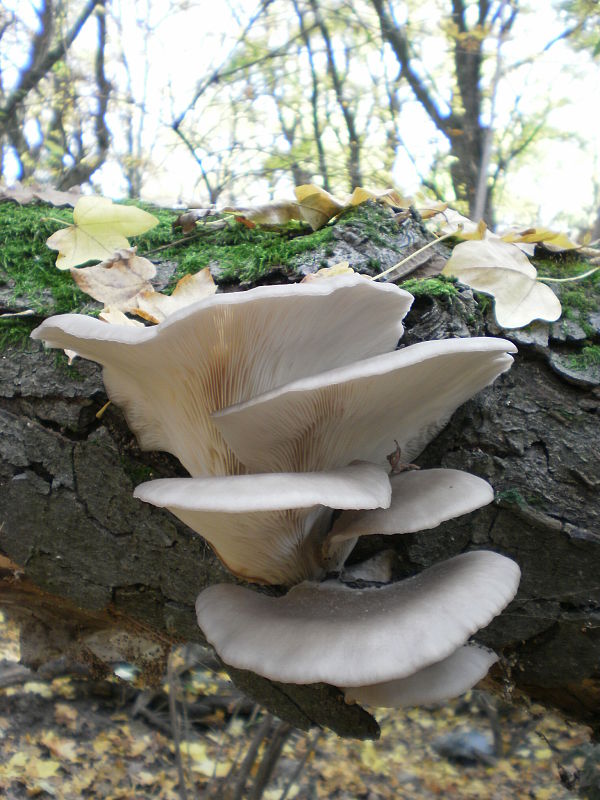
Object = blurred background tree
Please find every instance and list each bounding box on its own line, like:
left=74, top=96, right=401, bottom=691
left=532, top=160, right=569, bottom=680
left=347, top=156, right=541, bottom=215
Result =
left=1, top=0, right=598, bottom=232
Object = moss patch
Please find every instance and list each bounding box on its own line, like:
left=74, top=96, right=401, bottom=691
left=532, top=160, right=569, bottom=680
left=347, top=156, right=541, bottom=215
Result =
left=569, top=344, right=600, bottom=370
left=400, top=275, right=459, bottom=299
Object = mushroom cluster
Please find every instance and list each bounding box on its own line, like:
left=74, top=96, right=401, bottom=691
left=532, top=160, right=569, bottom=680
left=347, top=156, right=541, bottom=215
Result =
left=32, top=274, right=520, bottom=710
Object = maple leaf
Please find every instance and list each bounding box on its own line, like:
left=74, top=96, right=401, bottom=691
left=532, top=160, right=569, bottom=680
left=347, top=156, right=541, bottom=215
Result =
left=47, top=196, right=158, bottom=270
left=442, top=238, right=562, bottom=329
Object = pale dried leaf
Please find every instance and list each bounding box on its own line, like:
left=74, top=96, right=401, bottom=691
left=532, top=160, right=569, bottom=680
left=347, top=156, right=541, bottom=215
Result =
left=174, top=208, right=218, bottom=233
left=126, top=267, right=217, bottom=324
left=301, top=262, right=355, bottom=282
left=501, top=226, right=578, bottom=251
left=442, top=238, right=562, bottom=328
left=295, top=184, right=345, bottom=229
left=99, top=307, right=145, bottom=327
left=0, top=182, right=82, bottom=207
left=71, top=247, right=156, bottom=307
left=223, top=200, right=302, bottom=225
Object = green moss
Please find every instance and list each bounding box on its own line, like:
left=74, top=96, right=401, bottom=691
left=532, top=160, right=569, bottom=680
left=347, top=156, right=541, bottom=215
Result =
left=495, top=488, right=526, bottom=507
left=400, top=275, right=459, bottom=299
left=169, top=222, right=334, bottom=285
left=569, top=345, right=600, bottom=370
left=0, top=318, right=37, bottom=350
left=120, top=457, right=155, bottom=485
left=336, top=202, right=400, bottom=250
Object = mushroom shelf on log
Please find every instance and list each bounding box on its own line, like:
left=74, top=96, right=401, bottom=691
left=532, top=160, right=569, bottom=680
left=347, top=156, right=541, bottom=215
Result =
left=1, top=200, right=599, bottom=738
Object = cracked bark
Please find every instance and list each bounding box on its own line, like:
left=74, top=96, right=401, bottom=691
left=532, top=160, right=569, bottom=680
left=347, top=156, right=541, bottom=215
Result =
left=1, top=204, right=599, bottom=738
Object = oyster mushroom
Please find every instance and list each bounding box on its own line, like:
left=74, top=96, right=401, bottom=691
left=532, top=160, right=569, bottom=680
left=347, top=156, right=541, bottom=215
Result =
left=195, top=551, right=520, bottom=687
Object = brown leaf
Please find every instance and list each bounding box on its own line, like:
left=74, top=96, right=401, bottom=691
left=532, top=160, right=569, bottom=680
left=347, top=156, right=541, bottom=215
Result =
left=71, top=247, right=156, bottom=307
left=126, top=267, right=217, bottom=324
left=0, top=182, right=82, bottom=207
left=223, top=200, right=303, bottom=225
left=301, top=262, right=355, bottom=282
left=173, top=208, right=217, bottom=233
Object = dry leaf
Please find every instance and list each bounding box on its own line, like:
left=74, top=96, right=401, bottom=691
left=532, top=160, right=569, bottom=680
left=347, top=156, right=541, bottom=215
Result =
left=0, top=182, right=82, bottom=207
left=99, top=307, right=145, bottom=327
left=174, top=208, right=217, bottom=233
left=295, top=184, right=345, bottom=229
left=126, top=267, right=217, bottom=324
left=223, top=200, right=303, bottom=226
left=71, top=247, right=156, bottom=306
left=426, top=207, right=491, bottom=240
left=301, top=262, right=355, bottom=282
left=346, top=186, right=409, bottom=208
left=500, top=226, right=578, bottom=251
left=442, top=238, right=562, bottom=328
left=47, top=196, right=158, bottom=270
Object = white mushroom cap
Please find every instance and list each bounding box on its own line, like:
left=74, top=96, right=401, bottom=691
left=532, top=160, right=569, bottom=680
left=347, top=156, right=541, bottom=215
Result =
left=214, top=337, right=516, bottom=474
left=195, top=550, right=520, bottom=686
left=344, top=645, right=497, bottom=708
left=328, top=468, right=494, bottom=547
left=31, top=275, right=412, bottom=476
left=134, top=462, right=391, bottom=585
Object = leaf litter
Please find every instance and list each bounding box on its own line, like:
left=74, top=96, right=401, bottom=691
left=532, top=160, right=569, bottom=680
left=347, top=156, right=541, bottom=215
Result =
left=0, top=610, right=590, bottom=799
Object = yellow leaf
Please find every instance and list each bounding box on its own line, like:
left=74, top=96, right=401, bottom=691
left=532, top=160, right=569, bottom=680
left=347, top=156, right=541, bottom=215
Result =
left=47, top=196, right=158, bottom=270
left=71, top=247, right=156, bottom=307
left=501, top=226, right=578, bottom=251
left=295, top=184, right=345, bottom=229
left=99, top=307, right=145, bottom=327
left=54, top=703, right=78, bottom=729
left=33, top=759, right=62, bottom=779
left=301, top=262, right=355, bottom=282
left=40, top=731, right=79, bottom=762
left=346, top=186, right=409, bottom=208
left=180, top=740, right=229, bottom=777
left=125, top=267, right=217, bottom=324
left=442, top=238, right=562, bottom=328
left=223, top=200, right=302, bottom=225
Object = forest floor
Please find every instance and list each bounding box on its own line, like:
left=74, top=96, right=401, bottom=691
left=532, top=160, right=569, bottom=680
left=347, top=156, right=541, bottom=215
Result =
left=0, top=611, right=591, bottom=800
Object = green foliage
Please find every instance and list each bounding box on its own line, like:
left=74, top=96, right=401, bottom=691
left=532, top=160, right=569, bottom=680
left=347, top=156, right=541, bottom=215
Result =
left=569, top=345, right=600, bottom=370
left=400, top=275, right=459, bottom=299
left=0, top=202, right=86, bottom=315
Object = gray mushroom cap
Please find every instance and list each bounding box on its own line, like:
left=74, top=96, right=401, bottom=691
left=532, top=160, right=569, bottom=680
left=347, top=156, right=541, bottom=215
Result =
left=344, top=645, right=498, bottom=708
left=328, top=468, right=494, bottom=546
left=195, top=550, right=520, bottom=686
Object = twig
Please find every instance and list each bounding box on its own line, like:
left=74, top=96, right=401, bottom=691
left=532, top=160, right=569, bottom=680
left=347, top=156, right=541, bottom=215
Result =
left=229, top=714, right=273, bottom=800
left=538, top=267, right=599, bottom=283
left=278, top=730, right=322, bottom=800
left=167, top=652, right=189, bottom=800
left=373, top=230, right=456, bottom=281
left=249, top=720, right=293, bottom=800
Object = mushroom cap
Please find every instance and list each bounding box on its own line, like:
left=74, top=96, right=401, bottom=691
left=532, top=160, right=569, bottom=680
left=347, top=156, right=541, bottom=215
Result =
left=195, top=550, right=520, bottom=686
left=328, top=468, right=494, bottom=546
left=214, top=337, right=516, bottom=473
left=134, top=462, right=391, bottom=585
left=31, top=275, right=412, bottom=476
left=344, top=645, right=497, bottom=708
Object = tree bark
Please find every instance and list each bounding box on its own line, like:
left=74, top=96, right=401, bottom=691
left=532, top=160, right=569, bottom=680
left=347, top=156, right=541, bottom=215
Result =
left=1, top=202, right=599, bottom=739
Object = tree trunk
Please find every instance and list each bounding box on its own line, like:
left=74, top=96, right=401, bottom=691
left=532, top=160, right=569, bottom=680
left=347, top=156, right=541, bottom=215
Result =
left=1, top=201, right=599, bottom=739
